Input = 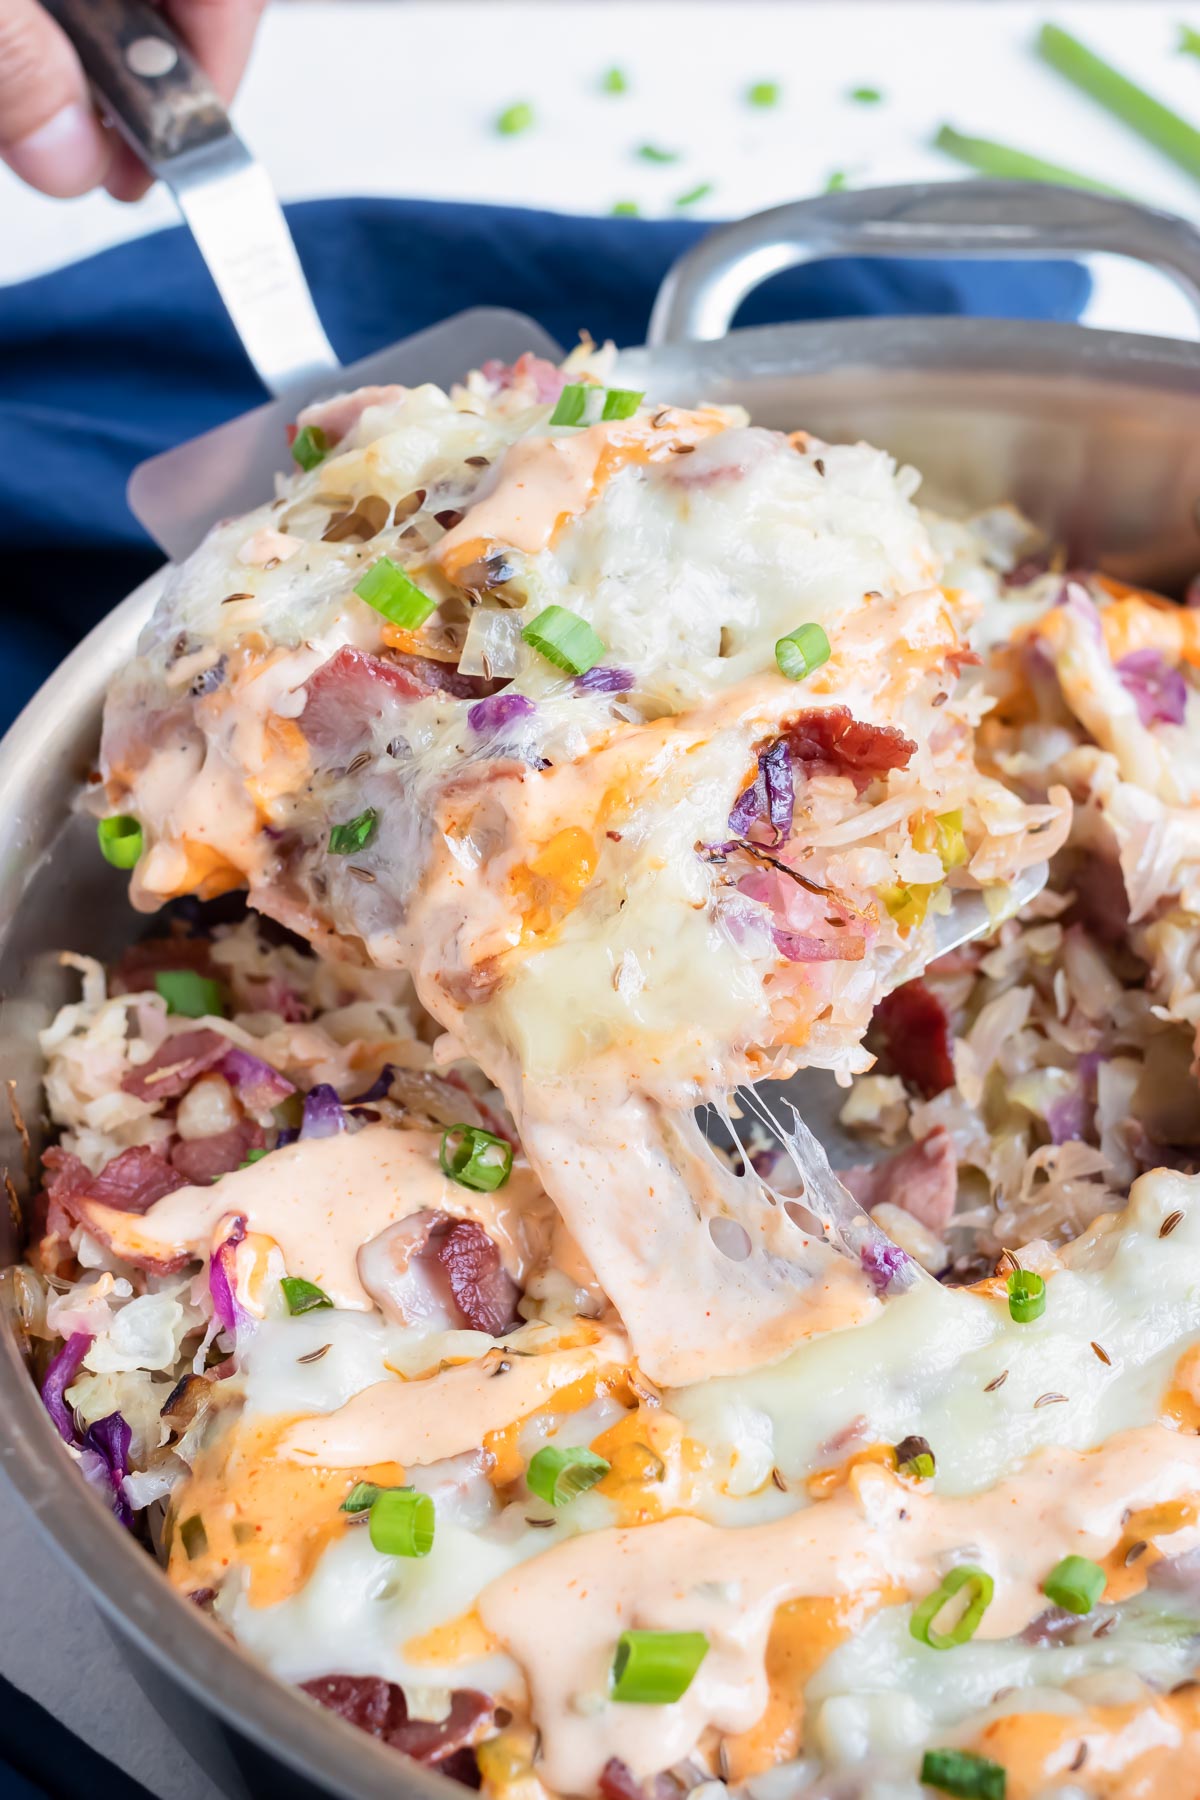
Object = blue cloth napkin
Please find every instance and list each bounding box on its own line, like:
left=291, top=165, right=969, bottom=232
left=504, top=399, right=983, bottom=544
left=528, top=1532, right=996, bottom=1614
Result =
left=0, top=1674, right=154, bottom=1800
left=0, top=193, right=1088, bottom=732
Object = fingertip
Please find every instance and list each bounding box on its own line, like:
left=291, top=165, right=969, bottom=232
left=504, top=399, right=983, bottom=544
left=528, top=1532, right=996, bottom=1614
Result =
left=3, top=101, right=111, bottom=198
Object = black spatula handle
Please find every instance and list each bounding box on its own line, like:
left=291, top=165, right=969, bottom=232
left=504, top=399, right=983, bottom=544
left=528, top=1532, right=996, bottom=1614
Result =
left=43, top=0, right=229, bottom=172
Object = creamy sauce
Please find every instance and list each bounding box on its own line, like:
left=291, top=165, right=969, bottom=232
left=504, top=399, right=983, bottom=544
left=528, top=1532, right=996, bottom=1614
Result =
left=435, top=410, right=725, bottom=569
left=280, top=1327, right=628, bottom=1467
left=80, top=1126, right=545, bottom=1307
left=88, top=363, right=1200, bottom=1798
left=969, top=1691, right=1200, bottom=1800
left=510, top=1080, right=878, bottom=1387
left=479, top=1425, right=1200, bottom=1791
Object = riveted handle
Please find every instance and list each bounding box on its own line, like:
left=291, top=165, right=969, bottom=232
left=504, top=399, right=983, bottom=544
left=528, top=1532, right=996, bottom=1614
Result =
left=44, top=0, right=339, bottom=398
left=42, top=0, right=229, bottom=172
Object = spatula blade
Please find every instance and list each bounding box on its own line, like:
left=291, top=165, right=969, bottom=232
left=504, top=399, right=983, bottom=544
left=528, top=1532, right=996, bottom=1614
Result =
left=128, top=308, right=564, bottom=563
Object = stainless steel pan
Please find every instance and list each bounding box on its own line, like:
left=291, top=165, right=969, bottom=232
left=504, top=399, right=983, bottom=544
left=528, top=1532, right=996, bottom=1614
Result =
left=3, top=182, right=1200, bottom=1800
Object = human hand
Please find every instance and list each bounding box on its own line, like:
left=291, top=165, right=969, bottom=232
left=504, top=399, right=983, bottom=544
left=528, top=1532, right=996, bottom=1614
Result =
left=0, top=0, right=265, bottom=200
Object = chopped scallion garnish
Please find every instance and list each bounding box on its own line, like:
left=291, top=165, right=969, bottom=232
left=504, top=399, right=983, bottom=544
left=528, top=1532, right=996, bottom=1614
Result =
left=746, top=80, right=780, bottom=108
left=549, top=384, right=644, bottom=427
left=1037, top=23, right=1200, bottom=184
left=522, top=604, right=605, bottom=676
left=601, top=66, right=629, bottom=94
left=281, top=1276, right=333, bottom=1315
left=354, top=556, right=436, bottom=630
left=896, top=1435, right=936, bottom=1481
left=610, top=1629, right=709, bottom=1704
left=97, top=815, right=143, bottom=869
left=849, top=86, right=883, bottom=103
left=602, top=387, right=643, bottom=420
left=291, top=425, right=327, bottom=472
left=933, top=124, right=1123, bottom=194
left=675, top=182, right=714, bottom=208
left=440, top=1124, right=514, bottom=1193
left=920, top=1748, right=1005, bottom=1799
left=1007, top=1267, right=1046, bottom=1324
left=1182, top=25, right=1200, bottom=60
left=637, top=143, right=679, bottom=163
left=341, top=1480, right=383, bottom=1514
left=1043, top=1553, right=1106, bottom=1614
left=611, top=200, right=640, bottom=216
left=369, top=1487, right=435, bottom=1557
left=910, top=1564, right=994, bottom=1649
left=527, top=1445, right=610, bottom=1507
left=496, top=102, right=535, bottom=136
left=238, top=1148, right=268, bottom=1170
left=154, top=970, right=224, bottom=1018
left=328, top=808, right=378, bottom=857
left=775, top=622, right=831, bottom=682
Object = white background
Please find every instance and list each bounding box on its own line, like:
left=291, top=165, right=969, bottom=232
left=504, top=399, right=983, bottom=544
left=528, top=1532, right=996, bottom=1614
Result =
left=6, top=2, right=1200, bottom=334
left=4, top=4, right=1200, bottom=1799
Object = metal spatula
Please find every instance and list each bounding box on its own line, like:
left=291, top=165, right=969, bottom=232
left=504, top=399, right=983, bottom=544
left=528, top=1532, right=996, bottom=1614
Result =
left=50, top=0, right=1047, bottom=1228
left=48, top=0, right=564, bottom=562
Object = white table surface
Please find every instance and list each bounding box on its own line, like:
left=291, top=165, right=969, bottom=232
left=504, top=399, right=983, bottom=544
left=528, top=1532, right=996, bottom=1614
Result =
left=4, top=1, right=1200, bottom=333
left=4, top=2, right=1200, bottom=1795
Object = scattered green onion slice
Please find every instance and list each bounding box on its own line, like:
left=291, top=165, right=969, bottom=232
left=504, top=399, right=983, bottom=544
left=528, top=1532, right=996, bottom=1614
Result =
left=896, top=1435, right=936, bottom=1481
left=496, top=101, right=535, bottom=136
left=440, top=1124, right=514, bottom=1193
left=1043, top=1554, right=1106, bottom=1615
left=933, top=124, right=1123, bottom=195
left=825, top=169, right=852, bottom=192
left=527, top=1445, right=611, bottom=1506
left=291, top=425, right=327, bottom=472
left=97, top=815, right=143, bottom=869
left=369, top=1487, right=435, bottom=1557
left=604, top=390, right=644, bottom=421
left=341, top=1480, right=384, bottom=1514
left=775, top=622, right=832, bottom=682
left=611, top=200, right=640, bottom=216
left=746, top=80, right=780, bottom=108
left=238, top=1148, right=268, bottom=1170
left=849, top=86, right=883, bottom=103
left=328, top=808, right=378, bottom=857
left=611, top=1630, right=709, bottom=1704
left=1182, top=25, right=1200, bottom=60
left=1037, top=24, right=1200, bottom=185
left=549, top=384, right=591, bottom=426
left=549, top=384, right=644, bottom=427
left=920, top=1748, right=1006, bottom=1799
left=154, top=970, right=224, bottom=1018
left=522, top=604, right=605, bottom=676
left=281, top=1276, right=333, bottom=1315
left=910, top=1564, right=994, bottom=1649
left=602, top=388, right=643, bottom=420
left=354, top=556, right=436, bottom=630
left=601, top=66, right=628, bottom=94
left=637, top=143, right=679, bottom=163
left=675, top=182, right=714, bottom=208
left=1007, top=1268, right=1046, bottom=1324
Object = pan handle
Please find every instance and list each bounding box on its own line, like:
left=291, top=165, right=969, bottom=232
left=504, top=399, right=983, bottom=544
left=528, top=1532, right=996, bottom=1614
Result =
left=44, top=0, right=339, bottom=397
left=648, top=180, right=1200, bottom=344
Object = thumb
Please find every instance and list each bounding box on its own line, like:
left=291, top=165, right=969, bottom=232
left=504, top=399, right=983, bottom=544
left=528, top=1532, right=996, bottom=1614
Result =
left=0, top=0, right=112, bottom=197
